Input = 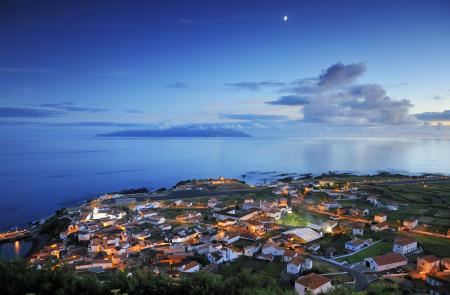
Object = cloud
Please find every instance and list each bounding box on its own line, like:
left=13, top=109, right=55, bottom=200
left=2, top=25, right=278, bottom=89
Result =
left=124, top=109, right=143, bottom=114
left=415, top=110, right=450, bottom=121
left=266, top=62, right=417, bottom=126
left=0, top=107, right=63, bottom=118
left=40, top=102, right=108, bottom=113
left=0, top=121, right=143, bottom=128
left=432, top=95, right=443, bottom=100
left=220, top=113, right=289, bottom=121
left=266, top=95, right=310, bottom=106
left=167, top=81, right=190, bottom=89
left=318, top=62, right=366, bottom=88
left=0, top=67, right=59, bottom=74
left=225, top=80, right=285, bottom=91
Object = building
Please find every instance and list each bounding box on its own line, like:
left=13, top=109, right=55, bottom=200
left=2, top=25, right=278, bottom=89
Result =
left=426, top=274, right=450, bottom=295
left=386, top=203, right=399, bottom=211
left=178, top=261, right=200, bottom=273
left=287, top=256, right=312, bottom=274
left=392, top=236, right=417, bottom=254
left=403, top=217, right=419, bottom=230
left=371, top=221, right=389, bottom=232
left=417, top=255, right=441, bottom=274
left=351, top=223, right=365, bottom=236
left=374, top=213, right=387, bottom=223
left=294, top=272, right=333, bottom=295
left=367, top=196, right=378, bottom=205
left=244, top=243, right=261, bottom=257
left=262, top=242, right=285, bottom=256
left=364, top=252, right=407, bottom=272
left=345, top=238, right=365, bottom=252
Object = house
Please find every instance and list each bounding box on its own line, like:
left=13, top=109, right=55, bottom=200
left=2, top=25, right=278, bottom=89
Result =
left=367, top=196, right=378, bottom=205
left=374, top=213, right=387, bottom=223
left=178, top=261, right=200, bottom=273
left=417, top=255, right=441, bottom=274
left=351, top=223, right=365, bottom=236
left=386, top=203, right=399, bottom=211
left=267, top=208, right=282, bottom=220
left=223, top=232, right=241, bottom=244
left=224, top=246, right=243, bottom=261
left=283, top=249, right=298, bottom=262
left=246, top=220, right=264, bottom=233
left=78, top=231, right=91, bottom=241
left=371, top=221, right=389, bottom=232
left=442, top=258, right=450, bottom=271
left=244, top=243, right=261, bottom=257
left=207, top=251, right=227, bottom=264
left=307, top=244, right=320, bottom=252
left=403, top=217, right=419, bottom=230
left=426, top=274, right=450, bottom=295
left=392, top=236, right=417, bottom=254
left=287, top=256, right=304, bottom=274
left=262, top=242, right=285, bottom=256
left=294, top=272, right=333, bottom=295
left=345, top=238, right=366, bottom=252
left=255, top=253, right=274, bottom=261
left=364, top=252, right=407, bottom=271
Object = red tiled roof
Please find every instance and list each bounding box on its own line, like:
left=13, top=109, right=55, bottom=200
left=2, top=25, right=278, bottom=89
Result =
left=372, top=253, right=407, bottom=266
left=394, top=236, right=416, bottom=246
left=295, top=272, right=330, bottom=289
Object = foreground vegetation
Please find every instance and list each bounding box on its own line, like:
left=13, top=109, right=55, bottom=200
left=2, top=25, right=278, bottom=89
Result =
left=0, top=259, right=415, bottom=295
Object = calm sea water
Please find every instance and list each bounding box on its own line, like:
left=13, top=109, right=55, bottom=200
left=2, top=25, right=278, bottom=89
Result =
left=1, top=136, right=449, bottom=227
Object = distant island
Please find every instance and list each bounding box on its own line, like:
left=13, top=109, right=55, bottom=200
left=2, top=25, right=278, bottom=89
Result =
left=97, top=127, right=251, bottom=138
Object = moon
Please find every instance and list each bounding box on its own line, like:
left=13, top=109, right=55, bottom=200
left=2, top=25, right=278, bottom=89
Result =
left=283, top=15, right=288, bottom=22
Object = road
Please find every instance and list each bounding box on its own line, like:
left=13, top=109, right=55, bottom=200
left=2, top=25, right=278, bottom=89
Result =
left=309, top=255, right=370, bottom=291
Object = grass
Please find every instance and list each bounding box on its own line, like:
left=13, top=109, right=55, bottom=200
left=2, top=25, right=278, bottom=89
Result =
left=310, top=259, right=341, bottom=274
left=216, top=256, right=289, bottom=289
left=335, top=241, right=392, bottom=264
left=316, top=233, right=352, bottom=256
left=370, top=230, right=450, bottom=257
left=276, top=210, right=326, bottom=228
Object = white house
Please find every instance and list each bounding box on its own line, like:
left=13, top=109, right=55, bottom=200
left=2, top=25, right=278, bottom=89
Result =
left=367, top=196, right=378, bottom=205
left=386, top=204, right=399, bottom=211
left=244, top=243, right=261, bottom=257
left=207, top=251, right=227, bottom=264
left=262, top=242, right=285, bottom=256
left=351, top=223, right=365, bottom=236
left=393, top=236, right=417, bottom=254
left=371, top=222, right=389, bottom=232
left=178, top=261, right=200, bottom=273
left=287, top=256, right=313, bottom=275
left=294, top=272, right=333, bottom=295
left=345, top=238, right=365, bottom=252
left=364, top=253, right=407, bottom=272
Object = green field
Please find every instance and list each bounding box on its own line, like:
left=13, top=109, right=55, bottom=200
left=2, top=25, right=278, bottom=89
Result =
left=276, top=210, right=326, bottom=227
left=336, top=241, right=392, bottom=264
left=370, top=230, right=450, bottom=257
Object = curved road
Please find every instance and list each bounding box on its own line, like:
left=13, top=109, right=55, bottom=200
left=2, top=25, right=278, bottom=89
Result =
left=309, top=255, right=370, bottom=292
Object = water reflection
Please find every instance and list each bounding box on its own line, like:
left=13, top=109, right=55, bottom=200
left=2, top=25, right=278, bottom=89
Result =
left=0, top=240, right=32, bottom=260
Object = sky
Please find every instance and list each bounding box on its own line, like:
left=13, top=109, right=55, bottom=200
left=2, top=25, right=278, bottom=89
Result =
left=1, top=0, right=450, bottom=137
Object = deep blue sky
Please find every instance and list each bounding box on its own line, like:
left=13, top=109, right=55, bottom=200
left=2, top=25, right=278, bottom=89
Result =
left=1, top=0, right=450, bottom=136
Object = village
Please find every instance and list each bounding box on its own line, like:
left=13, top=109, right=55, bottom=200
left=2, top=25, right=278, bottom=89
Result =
left=28, top=175, right=450, bottom=294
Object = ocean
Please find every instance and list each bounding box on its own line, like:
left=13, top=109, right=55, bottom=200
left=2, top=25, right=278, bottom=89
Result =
left=1, top=136, right=449, bottom=227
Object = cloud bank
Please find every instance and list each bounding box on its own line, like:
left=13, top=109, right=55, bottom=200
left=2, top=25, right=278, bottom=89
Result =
left=266, top=62, right=418, bottom=126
